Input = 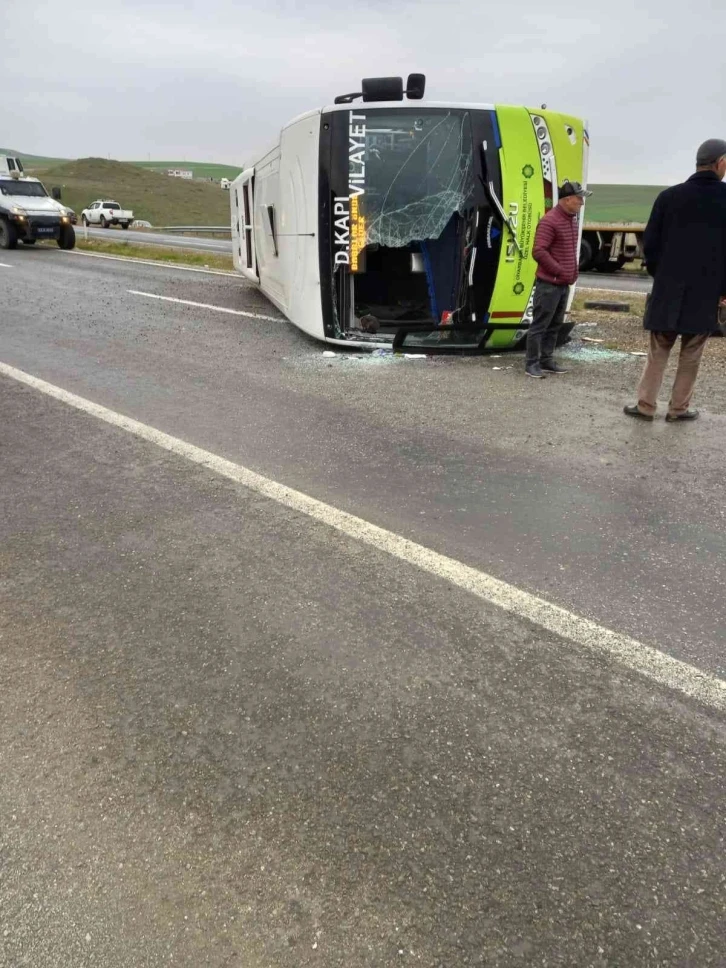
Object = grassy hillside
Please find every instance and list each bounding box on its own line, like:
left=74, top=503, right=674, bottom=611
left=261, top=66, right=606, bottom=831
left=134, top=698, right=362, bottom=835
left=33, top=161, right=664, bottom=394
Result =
left=132, top=161, right=243, bottom=180
left=586, top=184, right=665, bottom=223
left=35, top=158, right=232, bottom=225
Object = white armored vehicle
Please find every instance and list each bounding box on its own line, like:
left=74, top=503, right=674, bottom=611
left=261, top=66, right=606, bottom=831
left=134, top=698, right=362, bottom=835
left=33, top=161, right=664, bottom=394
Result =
left=0, top=155, right=76, bottom=249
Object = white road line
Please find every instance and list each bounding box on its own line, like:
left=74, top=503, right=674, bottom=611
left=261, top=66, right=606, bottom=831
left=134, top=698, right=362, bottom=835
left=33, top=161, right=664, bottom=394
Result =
left=62, top=250, right=238, bottom=277
left=0, top=262, right=13, bottom=268
left=1, top=358, right=724, bottom=713
left=128, top=290, right=282, bottom=322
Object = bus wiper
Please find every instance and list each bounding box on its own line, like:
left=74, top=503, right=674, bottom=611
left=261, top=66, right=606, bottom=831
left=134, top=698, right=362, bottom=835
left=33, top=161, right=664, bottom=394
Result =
left=486, top=180, right=523, bottom=257
left=480, top=141, right=523, bottom=257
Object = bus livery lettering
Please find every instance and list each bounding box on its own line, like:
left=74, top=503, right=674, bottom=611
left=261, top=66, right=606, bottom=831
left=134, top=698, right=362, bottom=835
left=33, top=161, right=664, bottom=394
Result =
left=349, top=112, right=366, bottom=272
left=333, top=197, right=350, bottom=264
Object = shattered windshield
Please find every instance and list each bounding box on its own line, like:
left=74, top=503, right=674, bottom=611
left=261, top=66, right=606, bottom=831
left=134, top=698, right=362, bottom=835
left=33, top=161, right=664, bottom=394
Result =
left=322, top=106, right=500, bottom=340
left=355, top=110, right=475, bottom=250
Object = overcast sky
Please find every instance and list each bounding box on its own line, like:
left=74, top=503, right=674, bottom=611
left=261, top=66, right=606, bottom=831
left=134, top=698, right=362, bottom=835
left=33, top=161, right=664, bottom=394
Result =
left=2, top=0, right=724, bottom=183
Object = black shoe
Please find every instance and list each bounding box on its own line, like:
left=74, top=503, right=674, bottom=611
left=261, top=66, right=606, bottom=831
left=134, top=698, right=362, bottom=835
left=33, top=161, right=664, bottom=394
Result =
left=525, top=363, right=546, bottom=379
left=623, top=405, right=654, bottom=421
left=540, top=360, right=568, bottom=373
left=666, top=409, right=699, bottom=422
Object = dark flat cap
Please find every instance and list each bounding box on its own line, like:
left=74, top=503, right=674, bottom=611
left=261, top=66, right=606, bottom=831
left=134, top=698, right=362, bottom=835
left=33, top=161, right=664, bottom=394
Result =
left=696, top=139, right=726, bottom=166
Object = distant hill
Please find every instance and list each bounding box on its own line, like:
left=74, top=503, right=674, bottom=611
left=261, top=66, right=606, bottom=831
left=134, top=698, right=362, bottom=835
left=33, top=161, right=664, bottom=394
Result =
left=1, top=149, right=242, bottom=184
left=3, top=147, right=663, bottom=225
left=34, top=158, right=233, bottom=226
left=0, top=148, right=69, bottom=169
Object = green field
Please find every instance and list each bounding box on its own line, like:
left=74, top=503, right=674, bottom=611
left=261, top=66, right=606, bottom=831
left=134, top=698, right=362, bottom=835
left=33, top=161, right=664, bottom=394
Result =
left=34, top=158, right=233, bottom=226
left=585, top=184, right=664, bottom=223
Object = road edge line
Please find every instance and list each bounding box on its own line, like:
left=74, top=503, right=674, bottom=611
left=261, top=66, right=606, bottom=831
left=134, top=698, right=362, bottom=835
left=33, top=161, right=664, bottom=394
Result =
left=127, top=290, right=283, bottom=322
left=1, top=359, right=724, bottom=713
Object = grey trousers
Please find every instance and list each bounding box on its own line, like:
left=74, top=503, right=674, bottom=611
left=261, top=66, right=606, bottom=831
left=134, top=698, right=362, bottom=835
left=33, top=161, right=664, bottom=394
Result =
left=526, top=281, right=569, bottom=366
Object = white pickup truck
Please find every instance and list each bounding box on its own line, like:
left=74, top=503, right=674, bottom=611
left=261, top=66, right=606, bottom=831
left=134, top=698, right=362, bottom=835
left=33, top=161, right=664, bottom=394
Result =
left=81, top=199, right=134, bottom=229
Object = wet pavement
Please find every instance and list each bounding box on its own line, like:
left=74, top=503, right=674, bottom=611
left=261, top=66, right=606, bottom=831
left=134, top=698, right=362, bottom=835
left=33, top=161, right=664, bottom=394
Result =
left=1, top=247, right=724, bottom=967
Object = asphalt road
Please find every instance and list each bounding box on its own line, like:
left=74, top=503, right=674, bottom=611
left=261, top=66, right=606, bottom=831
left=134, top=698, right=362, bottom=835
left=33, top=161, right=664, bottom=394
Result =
left=84, top=226, right=653, bottom=293
left=1, top=246, right=723, bottom=967
left=579, top=270, right=651, bottom=293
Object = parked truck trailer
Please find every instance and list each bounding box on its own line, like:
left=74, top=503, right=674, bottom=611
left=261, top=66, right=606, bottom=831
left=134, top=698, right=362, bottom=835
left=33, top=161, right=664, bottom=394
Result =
left=580, top=221, right=646, bottom=273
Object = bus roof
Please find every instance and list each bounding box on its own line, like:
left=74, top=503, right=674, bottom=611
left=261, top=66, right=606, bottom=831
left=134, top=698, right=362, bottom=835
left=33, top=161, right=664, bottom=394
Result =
left=319, top=100, right=496, bottom=115
left=282, top=101, right=500, bottom=132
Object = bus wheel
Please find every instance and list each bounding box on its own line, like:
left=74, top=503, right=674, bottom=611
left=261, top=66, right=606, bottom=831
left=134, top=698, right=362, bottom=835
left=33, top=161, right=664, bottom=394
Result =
left=557, top=323, right=575, bottom=346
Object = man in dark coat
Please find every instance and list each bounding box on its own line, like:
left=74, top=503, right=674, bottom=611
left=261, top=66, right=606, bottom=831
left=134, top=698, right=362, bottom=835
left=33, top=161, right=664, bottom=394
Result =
left=624, top=138, right=726, bottom=422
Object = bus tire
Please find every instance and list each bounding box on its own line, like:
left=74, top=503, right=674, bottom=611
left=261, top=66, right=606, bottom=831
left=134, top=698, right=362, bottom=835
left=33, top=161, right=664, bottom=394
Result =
left=557, top=323, right=575, bottom=346
left=0, top=218, right=18, bottom=249
left=121, top=223, right=128, bottom=229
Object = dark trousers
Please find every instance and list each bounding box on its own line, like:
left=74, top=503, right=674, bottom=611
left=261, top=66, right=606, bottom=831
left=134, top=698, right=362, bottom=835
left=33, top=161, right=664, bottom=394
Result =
left=526, top=281, right=569, bottom=366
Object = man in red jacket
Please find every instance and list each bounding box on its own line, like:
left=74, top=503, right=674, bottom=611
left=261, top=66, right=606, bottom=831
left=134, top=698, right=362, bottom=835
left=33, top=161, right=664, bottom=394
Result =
left=525, top=180, right=591, bottom=378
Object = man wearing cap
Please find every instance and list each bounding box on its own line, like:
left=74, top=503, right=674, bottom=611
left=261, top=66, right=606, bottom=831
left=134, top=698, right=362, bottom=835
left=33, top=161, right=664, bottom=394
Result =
left=525, top=180, right=592, bottom=379
left=624, top=138, right=726, bottom=422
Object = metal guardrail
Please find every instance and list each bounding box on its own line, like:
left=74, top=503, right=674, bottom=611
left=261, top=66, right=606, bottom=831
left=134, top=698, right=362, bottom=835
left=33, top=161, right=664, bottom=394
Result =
left=149, top=225, right=232, bottom=235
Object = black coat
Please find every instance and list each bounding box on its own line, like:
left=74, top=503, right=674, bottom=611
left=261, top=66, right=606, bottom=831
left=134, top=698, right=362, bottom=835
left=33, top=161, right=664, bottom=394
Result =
left=643, top=170, right=726, bottom=334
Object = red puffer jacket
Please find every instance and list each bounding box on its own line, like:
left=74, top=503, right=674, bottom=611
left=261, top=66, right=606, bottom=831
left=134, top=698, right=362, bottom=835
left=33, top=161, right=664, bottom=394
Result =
left=532, top=205, right=580, bottom=286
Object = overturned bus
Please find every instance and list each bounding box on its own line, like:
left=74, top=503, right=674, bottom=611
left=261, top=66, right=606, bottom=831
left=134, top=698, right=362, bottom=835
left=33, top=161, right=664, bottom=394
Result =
left=231, top=75, right=589, bottom=351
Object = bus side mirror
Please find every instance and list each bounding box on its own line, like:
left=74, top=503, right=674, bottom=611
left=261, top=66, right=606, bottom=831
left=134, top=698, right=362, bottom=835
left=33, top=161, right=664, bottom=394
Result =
left=362, top=77, right=403, bottom=102
left=52, top=187, right=62, bottom=200
left=406, top=74, right=426, bottom=100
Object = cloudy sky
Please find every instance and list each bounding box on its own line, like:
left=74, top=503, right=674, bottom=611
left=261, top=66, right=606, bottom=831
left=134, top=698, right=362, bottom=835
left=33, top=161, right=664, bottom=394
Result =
left=2, top=0, right=724, bottom=183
